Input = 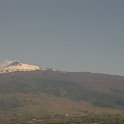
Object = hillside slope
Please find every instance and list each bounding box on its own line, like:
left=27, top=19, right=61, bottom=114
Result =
left=0, top=70, right=124, bottom=114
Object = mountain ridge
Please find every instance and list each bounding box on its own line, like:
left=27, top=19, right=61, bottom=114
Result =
left=0, top=60, right=124, bottom=115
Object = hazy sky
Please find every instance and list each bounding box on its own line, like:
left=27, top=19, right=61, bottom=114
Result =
left=0, top=0, right=124, bottom=75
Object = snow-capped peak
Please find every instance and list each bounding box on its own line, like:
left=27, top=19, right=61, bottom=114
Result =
left=0, top=61, right=46, bottom=73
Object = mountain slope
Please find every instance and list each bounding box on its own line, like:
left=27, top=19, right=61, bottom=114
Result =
left=0, top=61, right=124, bottom=116
left=0, top=71, right=124, bottom=110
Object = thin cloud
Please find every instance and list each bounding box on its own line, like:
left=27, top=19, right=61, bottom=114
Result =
left=0, top=59, right=15, bottom=67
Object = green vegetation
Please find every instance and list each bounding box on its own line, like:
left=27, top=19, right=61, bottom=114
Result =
left=111, top=88, right=124, bottom=95
left=34, top=78, right=124, bottom=109
left=0, top=77, right=123, bottom=110
left=0, top=80, right=32, bottom=92
left=0, top=96, right=24, bottom=111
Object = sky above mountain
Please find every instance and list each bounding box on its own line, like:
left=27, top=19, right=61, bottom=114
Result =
left=0, top=0, right=124, bottom=75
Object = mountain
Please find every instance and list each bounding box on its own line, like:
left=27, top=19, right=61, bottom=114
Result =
left=0, top=61, right=50, bottom=73
left=0, top=61, right=124, bottom=121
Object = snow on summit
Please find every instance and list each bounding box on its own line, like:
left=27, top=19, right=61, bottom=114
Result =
left=0, top=60, right=47, bottom=73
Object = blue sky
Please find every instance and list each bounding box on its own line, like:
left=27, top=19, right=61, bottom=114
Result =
left=0, top=0, right=124, bottom=75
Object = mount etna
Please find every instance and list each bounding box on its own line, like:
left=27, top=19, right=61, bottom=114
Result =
left=0, top=61, right=124, bottom=122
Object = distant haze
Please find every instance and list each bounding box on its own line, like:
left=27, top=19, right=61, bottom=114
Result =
left=0, top=0, right=124, bottom=75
